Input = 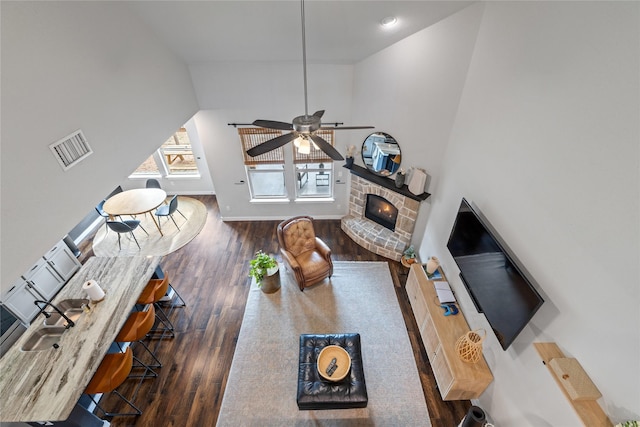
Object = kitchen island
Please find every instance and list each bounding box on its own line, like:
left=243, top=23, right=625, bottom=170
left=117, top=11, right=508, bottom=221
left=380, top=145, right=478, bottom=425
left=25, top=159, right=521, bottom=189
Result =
left=0, top=256, right=161, bottom=424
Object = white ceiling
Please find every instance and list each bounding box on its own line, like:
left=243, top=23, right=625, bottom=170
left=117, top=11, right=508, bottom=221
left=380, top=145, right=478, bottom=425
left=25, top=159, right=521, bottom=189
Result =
left=127, top=1, right=474, bottom=65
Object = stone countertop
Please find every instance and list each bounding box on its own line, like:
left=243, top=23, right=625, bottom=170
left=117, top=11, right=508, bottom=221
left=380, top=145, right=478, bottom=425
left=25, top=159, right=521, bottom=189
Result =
left=0, top=256, right=161, bottom=422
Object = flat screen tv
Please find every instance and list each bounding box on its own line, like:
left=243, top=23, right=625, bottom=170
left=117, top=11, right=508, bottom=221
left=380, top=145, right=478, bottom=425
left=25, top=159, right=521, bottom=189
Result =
left=446, top=198, right=544, bottom=350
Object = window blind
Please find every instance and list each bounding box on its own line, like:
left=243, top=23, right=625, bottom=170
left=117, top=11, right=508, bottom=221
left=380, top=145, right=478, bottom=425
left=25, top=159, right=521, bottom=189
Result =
left=239, top=128, right=285, bottom=165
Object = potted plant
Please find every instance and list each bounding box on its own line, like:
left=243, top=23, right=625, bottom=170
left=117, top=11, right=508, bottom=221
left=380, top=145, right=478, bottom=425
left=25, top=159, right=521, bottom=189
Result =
left=249, top=250, right=280, bottom=293
left=401, top=245, right=417, bottom=267
left=345, top=145, right=356, bottom=168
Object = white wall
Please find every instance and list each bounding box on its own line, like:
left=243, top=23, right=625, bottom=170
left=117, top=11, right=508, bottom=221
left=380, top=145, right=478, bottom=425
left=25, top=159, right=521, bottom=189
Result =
left=190, top=62, right=362, bottom=220
left=0, top=2, right=199, bottom=288
left=418, top=2, right=639, bottom=425
left=351, top=3, right=485, bottom=245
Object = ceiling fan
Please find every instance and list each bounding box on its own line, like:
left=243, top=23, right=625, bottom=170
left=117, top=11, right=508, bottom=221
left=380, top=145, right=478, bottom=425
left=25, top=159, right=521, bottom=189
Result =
left=246, top=0, right=374, bottom=161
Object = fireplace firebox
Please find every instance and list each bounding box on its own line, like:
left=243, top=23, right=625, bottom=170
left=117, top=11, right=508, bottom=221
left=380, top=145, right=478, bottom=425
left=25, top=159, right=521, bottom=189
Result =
left=364, top=194, right=398, bottom=231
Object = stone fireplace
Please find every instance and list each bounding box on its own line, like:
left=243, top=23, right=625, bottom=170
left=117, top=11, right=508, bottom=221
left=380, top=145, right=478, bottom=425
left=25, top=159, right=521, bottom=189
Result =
left=341, top=173, right=423, bottom=261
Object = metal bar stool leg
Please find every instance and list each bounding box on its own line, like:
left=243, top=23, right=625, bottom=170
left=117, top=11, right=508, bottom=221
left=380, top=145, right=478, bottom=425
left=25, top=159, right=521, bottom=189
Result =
left=168, top=285, right=186, bottom=307
left=116, top=342, right=160, bottom=378
left=148, top=304, right=175, bottom=339
left=87, top=390, right=143, bottom=419
left=132, top=340, right=162, bottom=371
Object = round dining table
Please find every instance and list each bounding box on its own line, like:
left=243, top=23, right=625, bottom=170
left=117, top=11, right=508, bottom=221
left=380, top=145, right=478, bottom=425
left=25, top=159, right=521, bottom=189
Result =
left=103, top=188, right=167, bottom=235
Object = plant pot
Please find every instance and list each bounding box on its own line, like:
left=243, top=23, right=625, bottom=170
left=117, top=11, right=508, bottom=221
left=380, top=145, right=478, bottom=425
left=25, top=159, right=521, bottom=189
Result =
left=345, top=157, right=354, bottom=168
left=260, top=265, right=281, bottom=294
left=401, top=256, right=416, bottom=268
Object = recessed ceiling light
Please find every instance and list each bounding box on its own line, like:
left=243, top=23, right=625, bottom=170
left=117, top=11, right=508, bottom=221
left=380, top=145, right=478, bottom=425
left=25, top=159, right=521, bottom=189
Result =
left=380, top=16, right=397, bottom=28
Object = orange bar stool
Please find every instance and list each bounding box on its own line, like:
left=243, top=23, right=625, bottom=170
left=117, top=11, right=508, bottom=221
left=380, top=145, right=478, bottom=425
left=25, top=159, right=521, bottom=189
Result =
left=115, top=305, right=162, bottom=376
left=137, top=275, right=175, bottom=339
left=84, top=347, right=142, bottom=418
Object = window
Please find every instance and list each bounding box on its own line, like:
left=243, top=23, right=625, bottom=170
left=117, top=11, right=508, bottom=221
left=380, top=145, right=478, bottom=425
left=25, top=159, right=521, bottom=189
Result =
left=160, top=128, right=198, bottom=175
left=239, top=128, right=335, bottom=200
left=131, top=127, right=201, bottom=178
left=239, top=128, right=287, bottom=199
left=132, top=153, right=161, bottom=175
left=293, top=130, right=334, bottom=198
left=247, top=163, right=287, bottom=198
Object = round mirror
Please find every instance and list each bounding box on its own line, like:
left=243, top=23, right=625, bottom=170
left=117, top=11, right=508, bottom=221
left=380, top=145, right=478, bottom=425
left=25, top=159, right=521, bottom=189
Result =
left=361, top=132, right=401, bottom=176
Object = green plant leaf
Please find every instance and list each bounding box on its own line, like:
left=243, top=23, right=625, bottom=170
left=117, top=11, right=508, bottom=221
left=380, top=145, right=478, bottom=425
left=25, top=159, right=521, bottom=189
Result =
left=248, top=250, right=277, bottom=286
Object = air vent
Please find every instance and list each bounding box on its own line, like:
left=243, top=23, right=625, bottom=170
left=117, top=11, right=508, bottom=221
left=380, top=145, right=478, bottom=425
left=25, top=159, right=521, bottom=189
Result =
left=49, top=130, right=92, bottom=171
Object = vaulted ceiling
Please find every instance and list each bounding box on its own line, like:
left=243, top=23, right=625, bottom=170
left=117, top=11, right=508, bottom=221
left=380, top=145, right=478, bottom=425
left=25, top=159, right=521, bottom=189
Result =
left=127, top=1, right=474, bottom=65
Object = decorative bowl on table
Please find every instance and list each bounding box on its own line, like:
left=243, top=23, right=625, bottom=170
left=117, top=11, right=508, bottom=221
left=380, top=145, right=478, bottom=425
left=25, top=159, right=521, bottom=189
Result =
left=317, top=345, right=351, bottom=382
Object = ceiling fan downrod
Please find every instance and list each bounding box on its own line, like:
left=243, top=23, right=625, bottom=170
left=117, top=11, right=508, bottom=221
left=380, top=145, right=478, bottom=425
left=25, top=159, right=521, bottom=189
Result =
left=245, top=0, right=373, bottom=161
left=300, top=0, right=309, bottom=118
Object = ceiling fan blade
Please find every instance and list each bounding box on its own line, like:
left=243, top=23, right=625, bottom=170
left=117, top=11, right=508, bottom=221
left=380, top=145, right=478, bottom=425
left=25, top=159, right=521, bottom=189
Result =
left=246, top=132, right=298, bottom=157
left=310, top=134, right=344, bottom=161
left=252, top=119, right=294, bottom=131
left=320, top=126, right=375, bottom=130
left=313, top=110, right=325, bottom=119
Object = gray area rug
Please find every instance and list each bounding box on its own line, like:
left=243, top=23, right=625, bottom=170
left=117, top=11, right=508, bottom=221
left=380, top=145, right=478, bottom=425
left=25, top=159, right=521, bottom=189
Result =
left=217, top=261, right=431, bottom=426
left=92, top=196, right=207, bottom=257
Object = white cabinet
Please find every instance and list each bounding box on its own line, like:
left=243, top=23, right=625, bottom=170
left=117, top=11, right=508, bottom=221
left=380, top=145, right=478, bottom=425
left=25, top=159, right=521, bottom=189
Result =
left=2, top=277, right=44, bottom=324
left=1, top=239, right=80, bottom=326
left=44, top=241, right=81, bottom=282
left=23, top=257, right=65, bottom=301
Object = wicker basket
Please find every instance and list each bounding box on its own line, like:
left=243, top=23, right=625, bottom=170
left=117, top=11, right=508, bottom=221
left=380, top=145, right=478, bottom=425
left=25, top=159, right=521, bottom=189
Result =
left=317, top=345, right=351, bottom=382
left=455, top=329, right=486, bottom=363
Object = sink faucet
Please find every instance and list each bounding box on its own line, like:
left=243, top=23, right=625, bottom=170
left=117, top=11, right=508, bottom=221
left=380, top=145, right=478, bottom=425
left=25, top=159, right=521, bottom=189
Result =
left=34, top=300, right=75, bottom=328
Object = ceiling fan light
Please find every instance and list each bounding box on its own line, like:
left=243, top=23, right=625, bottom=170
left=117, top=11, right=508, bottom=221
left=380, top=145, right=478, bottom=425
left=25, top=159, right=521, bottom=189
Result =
left=298, top=138, right=311, bottom=154
left=311, top=140, right=319, bottom=150
left=293, top=137, right=302, bottom=148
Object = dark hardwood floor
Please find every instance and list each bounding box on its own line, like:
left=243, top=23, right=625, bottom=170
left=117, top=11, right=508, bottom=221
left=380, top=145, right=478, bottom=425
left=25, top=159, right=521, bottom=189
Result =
left=77, top=195, right=470, bottom=426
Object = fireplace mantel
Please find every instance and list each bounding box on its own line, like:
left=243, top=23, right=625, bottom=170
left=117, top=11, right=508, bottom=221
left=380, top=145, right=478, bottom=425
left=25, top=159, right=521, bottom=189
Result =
left=344, top=164, right=430, bottom=202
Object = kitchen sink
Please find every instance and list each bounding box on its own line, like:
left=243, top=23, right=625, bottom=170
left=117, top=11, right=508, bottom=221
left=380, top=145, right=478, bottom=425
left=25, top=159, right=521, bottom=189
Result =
left=42, top=298, right=90, bottom=327
left=21, top=326, right=67, bottom=352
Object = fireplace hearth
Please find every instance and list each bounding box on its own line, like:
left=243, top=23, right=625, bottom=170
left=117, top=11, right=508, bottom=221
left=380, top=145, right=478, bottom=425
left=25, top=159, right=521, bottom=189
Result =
left=365, top=194, right=398, bottom=231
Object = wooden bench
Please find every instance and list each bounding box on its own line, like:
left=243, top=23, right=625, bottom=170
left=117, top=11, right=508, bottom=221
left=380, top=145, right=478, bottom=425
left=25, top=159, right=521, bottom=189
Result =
left=163, top=145, right=193, bottom=164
